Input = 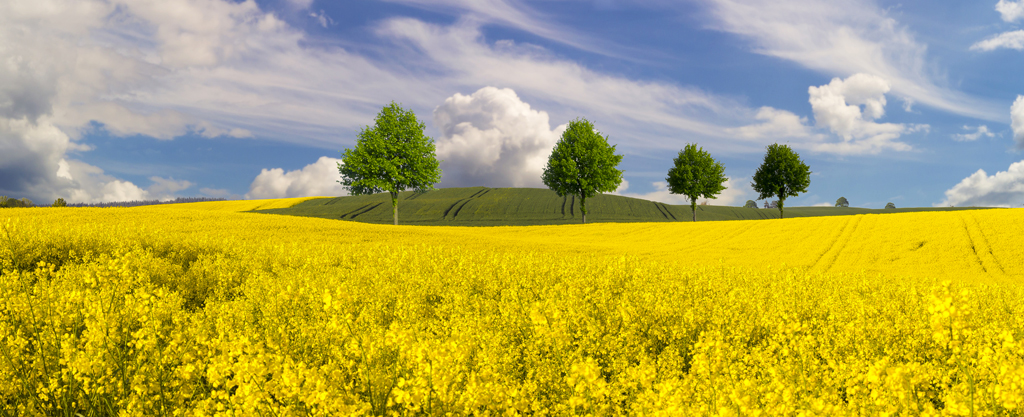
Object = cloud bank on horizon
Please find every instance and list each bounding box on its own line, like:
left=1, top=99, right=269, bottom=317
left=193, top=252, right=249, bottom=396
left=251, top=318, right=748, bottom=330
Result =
left=1, top=0, right=1024, bottom=208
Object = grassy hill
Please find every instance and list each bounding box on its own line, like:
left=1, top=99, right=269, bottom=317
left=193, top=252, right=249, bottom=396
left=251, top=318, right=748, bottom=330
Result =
left=257, top=187, right=992, bottom=226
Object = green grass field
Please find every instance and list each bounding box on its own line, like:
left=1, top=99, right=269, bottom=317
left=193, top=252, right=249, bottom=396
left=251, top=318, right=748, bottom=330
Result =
left=256, top=187, right=993, bottom=226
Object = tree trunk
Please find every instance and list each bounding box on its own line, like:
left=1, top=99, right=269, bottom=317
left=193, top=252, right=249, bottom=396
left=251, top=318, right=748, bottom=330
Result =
left=691, top=199, right=697, bottom=222
left=778, top=198, right=784, bottom=219
left=391, top=192, right=398, bottom=225
left=580, top=194, right=586, bottom=224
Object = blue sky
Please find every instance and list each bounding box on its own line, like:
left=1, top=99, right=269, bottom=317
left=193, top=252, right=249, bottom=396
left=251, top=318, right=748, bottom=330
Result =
left=3, top=0, right=1024, bottom=208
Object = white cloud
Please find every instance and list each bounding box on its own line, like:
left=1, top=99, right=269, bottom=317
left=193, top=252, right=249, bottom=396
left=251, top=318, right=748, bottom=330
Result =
left=727, top=106, right=817, bottom=140
left=806, top=73, right=924, bottom=154
left=971, top=30, right=1024, bottom=51
left=193, top=121, right=254, bottom=139
left=246, top=156, right=349, bottom=199
left=288, top=0, right=315, bottom=9
left=376, top=18, right=740, bottom=143
left=1013, top=96, right=1024, bottom=148
left=379, top=0, right=630, bottom=59
left=433, top=87, right=565, bottom=188
left=700, top=0, right=1004, bottom=121
left=938, top=161, right=1024, bottom=207
left=952, top=125, right=996, bottom=142
left=997, top=0, right=1024, bottom=22
left=612, top=177, right=751, bottom=207
left=147, top=176, right=193, bottom=200
left=310, top=10, right=333, bottom=28
left=60, top=159, right=148, bottom=203
left=200, top=187, right=233, bottom=198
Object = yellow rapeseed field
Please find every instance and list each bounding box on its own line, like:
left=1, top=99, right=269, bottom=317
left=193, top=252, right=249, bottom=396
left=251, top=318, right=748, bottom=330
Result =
left=2, top=201, right=1024, bottom=416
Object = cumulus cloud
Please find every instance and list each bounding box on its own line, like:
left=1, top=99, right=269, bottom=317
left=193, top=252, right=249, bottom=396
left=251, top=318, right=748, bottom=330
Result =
left=57, top=160, right=193, bottom=203
left=1013, top=96, right=1024, bottom=148
left=971, top=30, right=1024, bottom=51
left=433, top=87, right=565, bottom=188
left=0, top=0, right=284, bottom=202
left=997, top=0, right=1024, bottom=22
left=729, top=73, right=927, bottom=155
left=727, top=107, right=816, bottom=141
left=806, top=73, right=925, bottom=154
left=246, top=156, right=349, bottom=199
left=938, top=161, right=1024, bottom=207
left=952, top=125, right=996, bottom=142
left=612, top=177, right=752, bottom=207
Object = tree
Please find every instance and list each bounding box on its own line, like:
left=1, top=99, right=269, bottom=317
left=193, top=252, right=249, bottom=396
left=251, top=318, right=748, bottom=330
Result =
left=339, top=101, right=442, bottom=225
left=0, top=196, right=32, bottom=208
left=885, top=202, right=896, bottom=209
left=744, top=200, right=757, bottom=209
left=542, top=118, right=623, bottom=224
left=751, top=143, right=811, bottom=219
left=836, top=196, right=849, bottom=207
left=666, top=143, right=727, bottom=222
left=52, top=198, right=67, bottom=208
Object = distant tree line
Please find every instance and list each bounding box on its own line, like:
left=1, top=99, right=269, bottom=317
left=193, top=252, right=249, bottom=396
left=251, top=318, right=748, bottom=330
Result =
left=1, top=196, right=227, bottom=208
left=0, top=196, right=35, bottom=208
left=66, top=197, right=228, bottom=208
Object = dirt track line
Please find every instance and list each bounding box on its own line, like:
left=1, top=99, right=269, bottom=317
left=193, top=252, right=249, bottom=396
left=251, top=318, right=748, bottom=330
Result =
left=661, top=203, right=678, bottom=221
left=653, top=202, right=670, bottom=220
left=809, top=215, right=863, bottom=274
left=347, top=202, right=383, bottom=219
left=442, top=199, right=467, bottom=220
left=960, top=213, right=1005, bottom=276
left=451, top=199, right=473, bottom=219
left=468, top=188, right=490, bottom=199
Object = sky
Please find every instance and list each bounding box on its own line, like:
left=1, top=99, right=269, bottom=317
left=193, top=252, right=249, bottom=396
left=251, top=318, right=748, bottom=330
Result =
left=3, top=0, right=1024, bottom=208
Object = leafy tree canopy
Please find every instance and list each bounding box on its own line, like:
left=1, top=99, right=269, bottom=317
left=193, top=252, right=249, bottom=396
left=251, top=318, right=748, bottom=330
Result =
left=666, top=143, right=727, bottom=222
left=744, top=200, right=758, bottom=209
left=751, top=143, right=811, bottom=219
left=339, top=101, right=441, bottom=225
left=836, top=196, right=849, bottom=207
left=885, top=202, right=896, bottom=209
left=542, top=118, right=623, bottom=224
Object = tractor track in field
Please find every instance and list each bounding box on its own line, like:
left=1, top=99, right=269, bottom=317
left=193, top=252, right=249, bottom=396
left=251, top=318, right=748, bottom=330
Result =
left=451, top=199, right=473, bottom=219
left=960, top=213, right=1005, bottom=276
left=443, top=189, right=492, bottom=220
left=560, top=195, right=577, bottom=218
left=662, top=203, right=678, bottom=220
left=343, top=203, right=383, bottom=219
left=809, top=215, right=863, bottom=274
left=654, top=202, right=677, bottom=220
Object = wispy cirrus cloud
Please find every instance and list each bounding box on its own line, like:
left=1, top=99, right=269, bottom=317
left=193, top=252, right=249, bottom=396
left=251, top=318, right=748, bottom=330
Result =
left=378, top=0, right=635, bottom=59
left=697, top=0, right=1005, bottom=122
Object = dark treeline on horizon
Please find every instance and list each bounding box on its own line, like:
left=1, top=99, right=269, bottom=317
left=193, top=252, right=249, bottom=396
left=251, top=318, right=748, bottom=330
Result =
left=65, top=197, right=229, bottom=208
